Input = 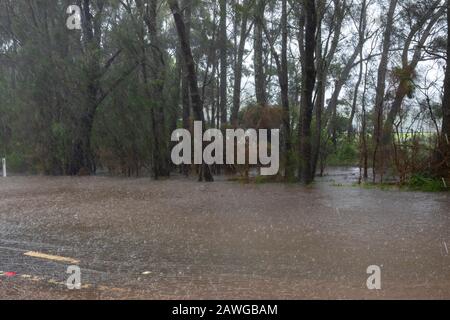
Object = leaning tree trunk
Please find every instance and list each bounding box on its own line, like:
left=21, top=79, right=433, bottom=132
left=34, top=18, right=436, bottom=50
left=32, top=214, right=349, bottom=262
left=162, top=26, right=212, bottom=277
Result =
left=347, top=0, right=367, bottom=139
left=327, top=30, right=366, bottom=148
left=372, top=0, right=398, bottom=182
left=348, top=60, right=364, bottom=138
left=382, top=2, right=444, bottom=154
left=168, top=0, right=213, bottom=182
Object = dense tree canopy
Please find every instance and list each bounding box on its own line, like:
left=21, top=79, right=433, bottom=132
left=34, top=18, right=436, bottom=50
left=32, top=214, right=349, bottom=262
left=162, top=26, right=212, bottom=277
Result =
left=0, top=0, right=448, bottom=184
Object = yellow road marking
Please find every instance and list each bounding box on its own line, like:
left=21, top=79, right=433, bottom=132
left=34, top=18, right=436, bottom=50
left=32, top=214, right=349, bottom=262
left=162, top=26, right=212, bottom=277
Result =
left=24, top=251, right=79, bottom=264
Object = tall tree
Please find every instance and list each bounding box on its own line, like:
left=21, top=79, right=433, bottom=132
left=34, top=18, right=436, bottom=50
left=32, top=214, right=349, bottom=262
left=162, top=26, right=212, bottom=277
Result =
left=219, top=0, right=228, bottom=126
left=168, top=0, right=214, bottom=181
left=439, top=0, right=450, bottom=173
left=280, top=0, right=291, bottom=177
left=382, top=1, right=445, bottom=147
left=262, top=0, right=291, bottom=178
left=231, top=0, right=254, bottom=126
left=181, top=0, right=192, bottom=134
left=136, top=0, right=170, bottom=179
left=299, top=0, right=317, bottom=184
left=372, top=0, right=398, bottom=181
left=67, top=0, right=137, bottom=175
left=347, top=1, right=373, bottom=144
left=68, top=0, right=104, bottom=175
left=253, top=0, right=267, bottom=105
left=327, top=0, right=368, bottom=148
left=312, top=0, right=346, bottom=176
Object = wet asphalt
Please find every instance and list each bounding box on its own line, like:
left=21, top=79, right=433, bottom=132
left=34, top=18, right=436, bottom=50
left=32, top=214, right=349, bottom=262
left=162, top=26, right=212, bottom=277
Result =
left=1, top=168, right=450, bottom=299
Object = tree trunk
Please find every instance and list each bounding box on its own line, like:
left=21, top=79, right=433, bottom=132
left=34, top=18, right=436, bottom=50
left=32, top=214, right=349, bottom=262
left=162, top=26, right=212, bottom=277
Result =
left=299, top=0, right=317, bottom=184
left=347, top=60, right=363, bottom=138
left=69, top=0, right=101, bottom=175
left=361, top=59, right=370, bottom=179
left=69, top=112, right=96, bottom=175
left=311, top=3, right=325, bottom=178
left=439, top=0, right=450, bottom=174
left=372, top=0, right=397, bottom=181
left=327, top=27, right=366, bottom=147
left=231, top=1, right=252, bottom=127
left=181, top=0, right=192, bottom=132
left=138, top=0, right=170, bottom=179
left=347, top=0, right=367, bottom=138
left=169, top=0, right=213, bottom=182
left=312, top=0, right=344, bottom=177
left=382, top=3, right=444, bottom=148
left=254, top=0, right=266, bottom=106
left=280, top=0, right=291, bottom=178
left=261, top=0, right=291, bottom=178
left=219, top=0, right=228, bottom=127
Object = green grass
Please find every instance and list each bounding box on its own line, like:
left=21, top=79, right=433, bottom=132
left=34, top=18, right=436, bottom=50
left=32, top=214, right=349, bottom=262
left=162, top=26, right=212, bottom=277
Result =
left=352, top=175, right=448, bottom=192
left=407, top=174, right=448, bottom=192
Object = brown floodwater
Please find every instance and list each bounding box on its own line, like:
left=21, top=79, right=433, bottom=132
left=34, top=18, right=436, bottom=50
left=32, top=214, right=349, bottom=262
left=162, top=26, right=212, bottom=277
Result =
left=0, top=168, right=450, bottom=299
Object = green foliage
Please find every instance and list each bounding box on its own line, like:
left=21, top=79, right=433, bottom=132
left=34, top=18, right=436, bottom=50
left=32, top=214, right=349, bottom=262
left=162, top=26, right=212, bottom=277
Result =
left=326, top=139, right=359, bottom=166
left=356, top=175, right=448, bottom=193
left=0, top=0, right=446, bottom=183
left=407, top=174, right=448, bottom=192
left=5, top=151, right=27, bottom=173
left=92, top=78, right=153, bottom=176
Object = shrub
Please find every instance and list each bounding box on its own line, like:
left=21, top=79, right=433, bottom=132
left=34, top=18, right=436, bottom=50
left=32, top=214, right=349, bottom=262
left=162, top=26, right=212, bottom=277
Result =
left=407, top=174, right=447, bottom=192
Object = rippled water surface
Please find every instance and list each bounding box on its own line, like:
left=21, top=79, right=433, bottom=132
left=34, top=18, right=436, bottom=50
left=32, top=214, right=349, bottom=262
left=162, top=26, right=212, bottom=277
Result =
left=0, top=169, right=449, bottom=299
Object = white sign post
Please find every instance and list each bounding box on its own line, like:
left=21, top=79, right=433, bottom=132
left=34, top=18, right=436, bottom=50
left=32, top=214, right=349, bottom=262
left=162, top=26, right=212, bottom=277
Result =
left=2, top=158, right=6, bottom=177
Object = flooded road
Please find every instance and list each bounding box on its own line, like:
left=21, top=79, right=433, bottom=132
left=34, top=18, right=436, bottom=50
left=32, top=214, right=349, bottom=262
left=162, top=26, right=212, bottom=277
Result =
left=1, top=168, right=450, bottom=299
